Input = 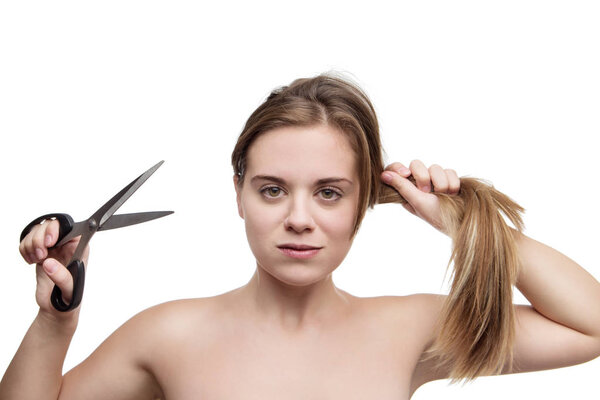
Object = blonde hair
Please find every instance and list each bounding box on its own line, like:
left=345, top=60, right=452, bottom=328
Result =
left=231, top=72, right=524, bottom=381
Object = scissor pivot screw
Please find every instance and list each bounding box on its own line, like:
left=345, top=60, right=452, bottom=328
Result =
left=88, top=219, right=98, bottom=230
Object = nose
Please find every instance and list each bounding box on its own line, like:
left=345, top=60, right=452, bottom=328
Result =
left=283, top=196, right=316, bottom=233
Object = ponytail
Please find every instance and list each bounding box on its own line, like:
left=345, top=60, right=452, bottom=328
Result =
left=378, top=177, right=524, bottom=381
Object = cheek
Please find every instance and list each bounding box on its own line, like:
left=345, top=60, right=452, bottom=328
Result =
left=316, top=203, right=357, bottom=240
left=242, top=198, right=283, bottom=241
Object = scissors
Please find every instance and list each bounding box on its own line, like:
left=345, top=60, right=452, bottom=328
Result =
left=20, top=161, right=173, bottom=312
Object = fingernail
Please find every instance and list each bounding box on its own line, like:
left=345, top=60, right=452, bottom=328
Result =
left=35, top=248, right=44, bottom=260
left=382, top=172, right=393, bottom=183
left=400, top=167, right=410, bottom=175
left=44, top=260, right=57, bottom=274
left=421, top=185, right=431, bottom=193
left=45, top=234, right=53, bottom=247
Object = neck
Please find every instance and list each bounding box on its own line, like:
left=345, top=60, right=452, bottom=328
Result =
left=240, top=264, right=351, bottom=332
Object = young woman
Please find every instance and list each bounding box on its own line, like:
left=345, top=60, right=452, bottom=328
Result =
left=2, top=73, right=600, bottom=399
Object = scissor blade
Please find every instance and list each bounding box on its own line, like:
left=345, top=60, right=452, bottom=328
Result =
left=98, top=211, right=174, bottom=231
left=91, top=161, right=165, bottom=227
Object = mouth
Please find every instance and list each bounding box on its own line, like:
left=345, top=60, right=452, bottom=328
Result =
left=277, top=243, right=323, bottom=259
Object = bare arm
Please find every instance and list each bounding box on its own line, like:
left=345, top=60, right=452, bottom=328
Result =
left=1, top=301, right=165, bottom=400
left=1, top=219, right=84, bottom=399
left=58, top=306, right=165, bottom=400
left=381, top=161, right=600, bottom=388
left=0, top=312, right=76, bottom=399
left=410, top=233, right=600, bottom=390
left=1, top=219, right=164, bottom=400
left=510, top=231, right=600, bottom=372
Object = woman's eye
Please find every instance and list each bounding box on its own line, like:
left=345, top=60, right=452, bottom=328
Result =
left=319, top=188, right=341, bottom=201
left=262, top=186, right=283, bottom=198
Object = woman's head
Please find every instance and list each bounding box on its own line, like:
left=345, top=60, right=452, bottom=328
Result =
left=233, top=124, right=360, bottom=286
left=231, top=72, right=385, bottom=236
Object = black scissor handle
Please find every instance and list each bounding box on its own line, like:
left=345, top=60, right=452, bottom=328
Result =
left=51, top=259, right=85, bottom=311
left=20, top=213, right=82, bottom=312
left=19, top=213, right=74, bottom=245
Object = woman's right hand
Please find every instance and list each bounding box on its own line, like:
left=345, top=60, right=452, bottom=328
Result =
left=381, top=160, right=461, bottom=234
left=18, top=219, right=90, bottom=325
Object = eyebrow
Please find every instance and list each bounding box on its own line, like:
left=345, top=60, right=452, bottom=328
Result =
left=250, top=175, right=354, bottom=186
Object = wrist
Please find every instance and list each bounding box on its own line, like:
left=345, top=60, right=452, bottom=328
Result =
left=35, top=308, right=79, bottom=337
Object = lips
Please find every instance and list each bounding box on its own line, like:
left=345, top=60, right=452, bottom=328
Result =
left=278, top=243, right=322, bottom=250
left=277, top=243, right=322, bottom=259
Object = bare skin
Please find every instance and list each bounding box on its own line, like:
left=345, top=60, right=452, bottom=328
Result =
left=93, top=281, right=436, bottom=399
left=49, top=256, right=600, bottom=399
left=2, top=125, right=600, bottom=399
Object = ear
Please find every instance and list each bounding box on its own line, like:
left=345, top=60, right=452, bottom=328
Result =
left=233, top=174, right=244, bottom=219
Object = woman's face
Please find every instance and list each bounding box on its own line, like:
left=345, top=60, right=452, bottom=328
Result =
left=235, top=124, right=360, bottom=287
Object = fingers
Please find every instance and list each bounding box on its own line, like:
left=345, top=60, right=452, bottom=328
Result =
left=41, top=258, right=74, bottom=303
left=410, top=160, right=432, bottom=192
left=446, top=168, right=460, bottom=195
left=19, top=219, right=60, bottom=264
left=381, top=168, right=424, bottom=207
left=384, top=160, right=460, bottom=195
left=385, top=162, right=411, bottom=177
left=381, top=160, right=459, bottom=234
left=429, top=164, right=452, bottom=194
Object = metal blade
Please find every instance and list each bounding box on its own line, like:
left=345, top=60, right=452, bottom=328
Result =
left=91, top=161, right=165, bottom=227
left=98, top=211, right=174, bottom=231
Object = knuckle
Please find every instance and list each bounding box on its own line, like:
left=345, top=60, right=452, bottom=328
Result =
left=23, top=236, right=35, bottom=260
left=410, top=160, right=428, bottom=176
left=34, top=226, right=46, bottom=246
left=23, top=229, right=35, bottom=248
left=415, top=174, right=430, bottom=186
left=409, top=159, right=421, bottom=169
left=47, top=219, right=60, bottom=236
left=390, top=162, right=405, bottom=171
left=392, top=174, right=405, bottom=186
left=31, top=234, right=44, bottom=249
left=19, top=246, right=31, bottom=263
left=435, top=183, right=449, bottom=192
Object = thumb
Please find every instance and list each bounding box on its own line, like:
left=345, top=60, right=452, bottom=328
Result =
left=381, top=171, right=426, bottom=207
left=42, top=258, right=74, bottom=303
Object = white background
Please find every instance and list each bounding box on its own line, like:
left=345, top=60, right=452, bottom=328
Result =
left=1, top=1, right=598, bottom=398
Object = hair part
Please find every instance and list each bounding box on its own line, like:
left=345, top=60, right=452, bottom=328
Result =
left=232, top=72, right=525, bottom=382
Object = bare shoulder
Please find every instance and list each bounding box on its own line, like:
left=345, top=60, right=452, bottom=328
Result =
left=355, top=293, right=444, bottom=331
left=132, top=292, right=236, bottom=353
left=60, top=295, right=230, bottom=399
left=348, top=293, right=445, bottom=356
left=355, top=293, right=449, bottom=395
left=402, top=293, right=445, bottom=329
left=135, top=296, right=226, bottom=336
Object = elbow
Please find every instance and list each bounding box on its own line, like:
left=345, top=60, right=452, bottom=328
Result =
left=579, top=334, right=600, bottom=365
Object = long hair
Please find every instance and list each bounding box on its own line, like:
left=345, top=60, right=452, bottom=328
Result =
left=231, top=72, right=524, bottom=381
left=380, top=178, right=524, bottom=380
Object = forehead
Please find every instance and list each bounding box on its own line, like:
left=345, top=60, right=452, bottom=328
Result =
left=246, top=125, right=357, bottom=180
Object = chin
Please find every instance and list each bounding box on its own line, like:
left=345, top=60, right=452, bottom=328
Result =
left=260, top=262, right=333, bottom=287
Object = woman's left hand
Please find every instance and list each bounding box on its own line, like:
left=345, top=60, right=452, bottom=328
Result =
left=381, top=160, right=460, bottom=234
